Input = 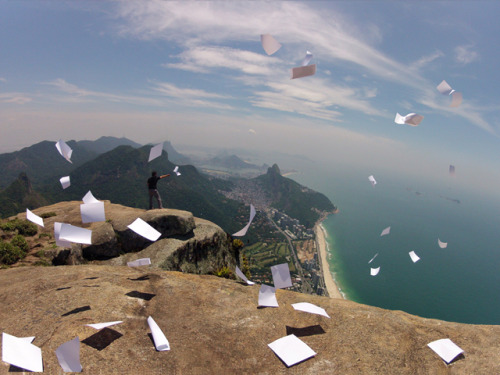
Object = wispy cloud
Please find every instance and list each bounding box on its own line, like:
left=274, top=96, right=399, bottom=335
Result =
left=0, top=77, right=6, bottom=83
left=454, top=45, right=479, bottom=65
left=0, top=93, right=32, bottom=105
left=410, top=50, right=444, bottom=71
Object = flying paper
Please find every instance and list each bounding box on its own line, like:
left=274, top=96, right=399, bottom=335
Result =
left=301, top=51, right=313, bottom=66
left=450, top=92, right=462, bottom=107
left=268, top=334, right=317, bottom=367
left=127, top=258, right=151, bottom=267
left=380, top=226, right=391, bottom=236
left=258, top=284, right=279, bottom=307
left=82, top=191, right=99, bottom=204
left=370, top=267, right=380, bottom=276
left=148, top=143, right=163, bottom=162
left=147, top=316, right=170, bottom=351
left=291, top=64, right=316, bottom=79
left=449, top=165, right=455, bottom=176
left=394, top=112, right=424, bottom=126
left=26, top=208, right=44, bottom=227
left=59, top=224, right=92, bottom=245
left=55, top=337, right=82, bottom=373
left=54, top=222, right=72, bottom=247
left=368, top=253, right=378, bottom=264
left=438, top=239, right=448, bottom=248
left=260, top=34, right=281, bottom=55
left=55, top=139, right=73, bottom=163
left=60, top=176, right=70, bottom=189
left=427, top=338, right=464, bottom=364
left=291, top=302, right=330, bottom=318
left=173, top=166, right=181, bottom=176
left=232, top=204, right=256, bottom=237
left=80, top=202, right=105, bottom=223
left=271, top=263, right=292, bottom=289
left=235, top=266, right=255, bottom=285
left=127, top=218, right=161, bottom=242
left=409, top=251, right=420, bottom=263
left=2, top=332, right=43, bottom=372
left=368, top=175, right=377, bottom=187
left=437, top=80, right=462, bottom=107
left=86, top=321, right=123, bottom=330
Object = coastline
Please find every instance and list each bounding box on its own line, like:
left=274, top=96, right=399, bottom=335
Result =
left=314, top=217, right=344, bottom=299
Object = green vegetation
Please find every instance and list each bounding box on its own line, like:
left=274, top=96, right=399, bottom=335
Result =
left=213, top=266, right=234, bottom=279
left=39, top=233, right=51, bottom=239
left=0, top=218, right=38, bottom=236
left=244, top=241, right=297, bottom=278
left=40, top=211, right=56, bottom=218
left=11, top=235, right=28, bottom=252
left=0, top=241, right=24, bottom=265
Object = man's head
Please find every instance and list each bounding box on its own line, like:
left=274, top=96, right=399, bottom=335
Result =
left=152, top=171, right=157, bottom=177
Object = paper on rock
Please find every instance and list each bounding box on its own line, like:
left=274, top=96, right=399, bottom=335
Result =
left=26, top=208, right=44, bottom=227
left=148, top=143, right=163, bottom=162
left=258, top=284, right=279, bottom=307
left=127, top=218, right=161, bottom=242
left=380, top=226, right=391, bottom=236
left=60, top=176, right=70, bottom=189
left=147, top=316, right=170, bottom=351
left=82, top=190, right=100, bottom=204
left=438, top=239, right=448, bottom=248
left=80, top=201, right=105, bottom=223
left=86, top=321, right=123, bottom=330
left=291, top=64, right=316, bottom=79
left=54, top=222, right=72, bottom=247
left=235, top=266, right=255, bottom=285
left=260, top=34, right=281, bottom=55
left=271, top=263, right=293, bottom=289
left=268, top=334, right=316, bottom=367
left=427, top=338, right=464, bottom=364
left=173, top=166, right=181, bottom=176
left=370, top=267, right=380, bottom=276
left=59, top=224, right=92, bottom=245
left=368, top=253, right=378, bottom=264
left=291, top=302, right=330, bottom=318
left=409, top=251, right=420, bottom=263
left=368, top=175, right=377, bottom=187
left=55, top=139, right=73, bottom=163
left=2, top=332, right=43, bottom=372
left=127, top=258, right=151, bottom=267
left=301, top=51, right=313, bottom=66
left=232, top=204, right=256, bottom=237
left=55, top=337, right=82, bottom=372
left=394, top=112, right=424, bottom=126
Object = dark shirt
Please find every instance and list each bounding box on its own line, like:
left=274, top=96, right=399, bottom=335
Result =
left=147, top=176, right=161, bottom=189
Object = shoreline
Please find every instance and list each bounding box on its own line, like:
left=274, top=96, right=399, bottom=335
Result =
left=314, top=217, right=344, bottom=299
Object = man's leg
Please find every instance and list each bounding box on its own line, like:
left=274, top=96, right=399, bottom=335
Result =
left=149, top=190, right=155, bottom=209
left=155, top=190, right=163, bottom=209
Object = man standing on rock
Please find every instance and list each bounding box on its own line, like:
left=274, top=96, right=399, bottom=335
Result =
left=147, top=171, right=170, bottom=209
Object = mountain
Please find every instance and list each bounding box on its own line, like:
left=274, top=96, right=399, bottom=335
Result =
left=254, top=164, right=335, bottom=228
left=77, top=136, right=141, bottom=154
left=163, top=140, right=191, bottom=164
left=0, top=172, right=49, bottom=218
left=206, top=154, right=263, bottom=170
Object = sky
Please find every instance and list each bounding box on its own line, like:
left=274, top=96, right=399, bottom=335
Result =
left=1, top=1, right=500, bottom=197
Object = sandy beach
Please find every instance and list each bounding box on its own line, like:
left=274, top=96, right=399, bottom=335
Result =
left=315, top=222, right=343, bottom=299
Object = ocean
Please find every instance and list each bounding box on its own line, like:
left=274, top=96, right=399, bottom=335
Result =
left=286, top=159, right=500, bottom=325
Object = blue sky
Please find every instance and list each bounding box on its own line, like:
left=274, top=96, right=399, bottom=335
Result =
left=1, top=1, right=500, bottom=196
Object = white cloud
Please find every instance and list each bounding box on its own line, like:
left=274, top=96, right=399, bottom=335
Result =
left=454, top=45, right=479, bottom=65
left=0, top=93, right=32, bottom=105
left=410, top=50, right=444, bottom=71
left=0, top=77, right=6, bottom=83
left=152, top=81, right=228, bottom=100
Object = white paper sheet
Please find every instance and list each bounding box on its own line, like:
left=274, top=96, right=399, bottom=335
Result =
left=380, top=226, right=391, bottom=236
left=268, top=334, right=316, bottom=367
left=127, top=258, right=151, bottom=267
left=59, top=224, right=92, bottom=245
left=26, top=208, right=44, bottom=227
left=55, top=139, right=73, bottom=163
left=235, top=266, right=255, bottom=285
left=394, top=112, right=424, bottom=126
left=260, top=34, right=281, bottom=55
left=148, top=143, right=163, bottom=162
left=438, top=239, right=448, bottom=248
left=301, top=51, right=313, bottom=66
left=82, top=191, right=99, bottom=204
left=127, top=218, right=161, bottom=242
left=368, top=175, right=377, bottom=187
left=427, top=338, right=464, bottom=364
left=291, top=64, right=316, bottom=79
left=173, top=166, right=181, bottom=176
left=80, top=202, right=105, bottom=223
left=450, top=91, right=462, bottom=107
left=2, top=332, right=43, bottom=372
left=258, top=284, right=279, bottom=307
left=55, top=337, right=82, bottom=373
left=54, top=222, right=72, bottom=247
left=291, top=302, right=330, bottom=318
left=409, top=251, right=420, bottom=263
left=436, top=80, right=455, bottom=96
left=368, top=253, right=378, bottom=264
left=370, top=267, right=380, bottom=276
left=271, top=263, right=292, bottom=289
left=147, top=316, right=170, bottom=351
left=232, top=204, right=256, bottom=237
left=449, top=165, right=455, bottom=176
left=86, top=321, right=123, bottom=330
left=60, top=176, right=71, bottom=189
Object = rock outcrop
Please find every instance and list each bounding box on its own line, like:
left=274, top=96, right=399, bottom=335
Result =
left=0, top=265, right=499, bottom=374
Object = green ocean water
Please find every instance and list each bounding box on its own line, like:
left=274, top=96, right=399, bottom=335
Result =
left=287, top=160, right=500, bottom=325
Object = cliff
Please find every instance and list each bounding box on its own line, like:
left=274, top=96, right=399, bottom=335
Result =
left=0, top=265, right=499, bottom=374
